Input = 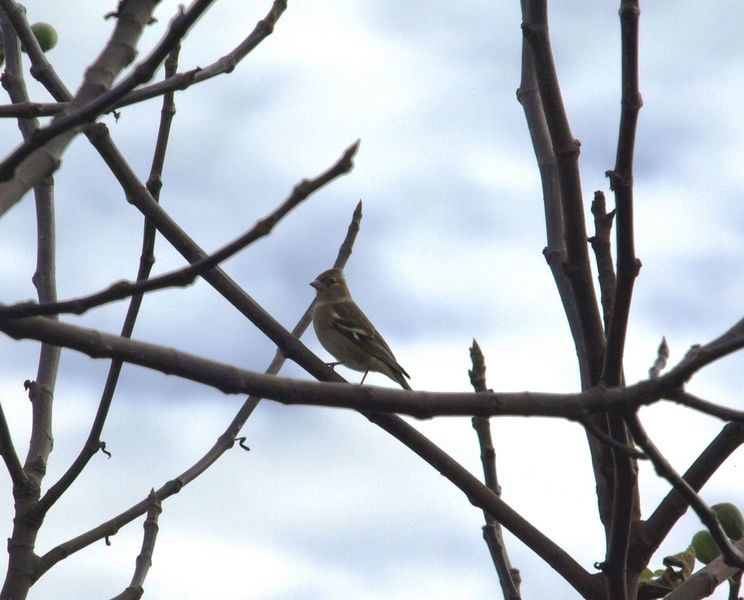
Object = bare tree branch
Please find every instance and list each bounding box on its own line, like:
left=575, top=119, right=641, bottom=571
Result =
left=601, top=0, right=643, bottom=387
left=0, top=401, right=25, bottom=490
left=36, top=201, right=364, bottom=579
left=0, top=7, right=35, bottom=493
left=0, top=0, right=220, bottom=188
left=517, top=0, right=590, bottom=385
left=109, top=490, right=162, bottom=600
left=0, top=0, right=288, bottom=120
left=0, top=0, right=162, bottom=214
left=521, top=0, right=606, bottom=386
left=589, top=190, right=616, bottom=330
left=0, top=10, right=62, bottom=598
left=0, top=101, right=60, bottom=119
left=665, top=390, right=744, bottom=423
left=648, top=337, right=669, bottom=379
left=582, top=417, right=647, bottom=460
left=35, top=45, right=183, bottom=518
left=592, top=6, right=644, bottom=595
left=0, top=140, right=361, bottom=319
left=627, top=412, right=744, bottom=569
left=4, top=314, right=744, bottom=421
left=632, top=422, right=744, bottom=568
left=468, top=340, right=521, bottom=600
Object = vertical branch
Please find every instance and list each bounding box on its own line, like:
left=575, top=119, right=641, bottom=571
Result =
left=600, top=5, right=643, bottom=598
left=519, top=0, right=617, bottom=553
left=0, top=4, right=59, bottom=485
left=601, top=0, right=643, bottom=386
left=0, top=9, right=60, bottom=599
left=0, top=401, right=25, bottom=489
left=110, top=491, right=162, bottom=600
left=37, top=46, right=182, bottom=516
left=468, top=340, right=521, bottom=600
left=517, top=0, right=597, bottom=388
left=602, top=414, right=639, bottom=600
left=0, top=9, right=32, bottom=492
left=517, top=0, right=593, bottom=388
left=588, top=191, right=616, bottom=330
left=521, top=0, right=606, bottom=386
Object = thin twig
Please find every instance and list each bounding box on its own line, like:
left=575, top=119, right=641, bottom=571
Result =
left=0, top=0, right=162, bottom=213
left=588, top=190, right=616, bottom=331
left=521, top=0, right=606, bottom=386
left=601, top=0, right=643, bottom=388
left=35, top=201, right=364, bottom=580
left=0, top=0, right=218, bottom=185
left=0, top=9, right=32, bottom=491
left=632, top=422, right=744, bottom=568
left=0, top=400, right=26, bottom=489
left=468, top=340, right=521, bottom=600
left=582, top=417, right=647, bottom=460
left=648, top=336, right=669, bottom=379
left=659, top=317, right=744, bottom=387
left=627, top=412, right=744, bottom=568
left=0, top=140, right=361, bottom=320
left=665, top=390, right=744, bottom=423
left=36, top=45, right=183, bottom=517
left=0, top=0, right=289, bottom=120
left=109, top=490, right=162, bottom=600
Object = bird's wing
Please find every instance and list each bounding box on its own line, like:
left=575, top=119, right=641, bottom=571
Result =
left=331, top=302, right=410, bottom=378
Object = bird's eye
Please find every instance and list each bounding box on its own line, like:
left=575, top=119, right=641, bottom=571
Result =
left=327, top=277, right=337, bottom=286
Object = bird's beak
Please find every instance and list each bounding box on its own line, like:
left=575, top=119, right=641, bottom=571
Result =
left=310, top=279, right=321, bottom=290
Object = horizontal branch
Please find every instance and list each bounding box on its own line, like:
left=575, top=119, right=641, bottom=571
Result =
left=2, top=313, right=744, bottom=420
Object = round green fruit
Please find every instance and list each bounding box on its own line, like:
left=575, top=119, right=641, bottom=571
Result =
left=692, top=530, right=720, bottom=564
left=30, top=23, right=57, bottom=52
left=712, top=503, right=744, bottom=541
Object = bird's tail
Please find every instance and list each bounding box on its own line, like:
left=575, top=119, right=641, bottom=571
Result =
left=393, top=371, right=412, bottom=391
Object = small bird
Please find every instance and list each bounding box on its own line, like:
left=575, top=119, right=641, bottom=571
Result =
left=310, top=267, right=411, bottom=390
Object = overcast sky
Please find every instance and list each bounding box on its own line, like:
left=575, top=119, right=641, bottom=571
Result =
left=1, top=1, right=743, bottom=599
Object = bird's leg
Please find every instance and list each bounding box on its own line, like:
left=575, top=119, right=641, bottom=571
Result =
left=360, top=371, right=369, bottom=385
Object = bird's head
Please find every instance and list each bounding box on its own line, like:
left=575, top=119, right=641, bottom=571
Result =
left=310, top=268, right=350, bottom=301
